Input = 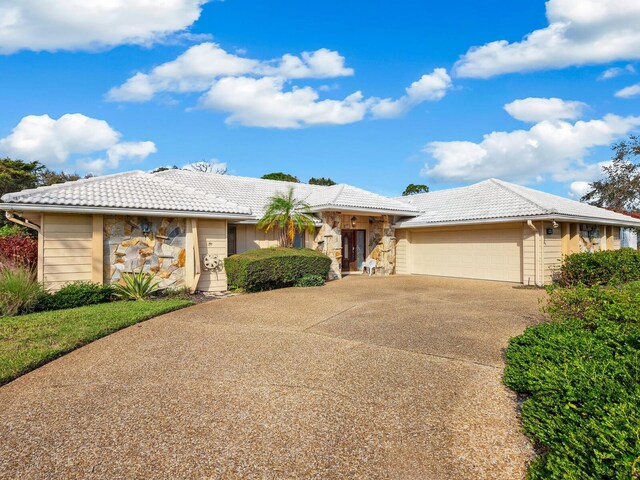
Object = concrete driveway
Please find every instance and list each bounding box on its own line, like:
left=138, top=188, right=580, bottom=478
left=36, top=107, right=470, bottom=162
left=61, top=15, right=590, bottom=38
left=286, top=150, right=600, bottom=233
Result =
left=0, top=276, right=543, bottom=479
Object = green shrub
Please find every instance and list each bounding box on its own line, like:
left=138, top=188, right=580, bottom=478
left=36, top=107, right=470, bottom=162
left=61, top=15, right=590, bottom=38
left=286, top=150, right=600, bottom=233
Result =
left=39, top=281, right=115, bottom=311
left=0, top=224, right=26, bottom=237
left=505, top=283, right=640, bottom=479
left=0, top=265, right=43, bottom=316
left=225, top=247, right=331, bottom=292
left=113, top=271, right=160, bottom=300
left=294, top=274, right=325, bottom=287
left=556, top=248, right=640, bottom=287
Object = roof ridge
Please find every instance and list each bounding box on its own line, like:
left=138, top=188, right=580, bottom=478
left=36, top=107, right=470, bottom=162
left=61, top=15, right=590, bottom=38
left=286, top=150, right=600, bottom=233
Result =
left=329, top=183, right=347, bottom=204
left=1, top=170, right=145, bottom=201
left=154, top=169, right=331, bottom=190
left=488, top=178, right=555, bottom=214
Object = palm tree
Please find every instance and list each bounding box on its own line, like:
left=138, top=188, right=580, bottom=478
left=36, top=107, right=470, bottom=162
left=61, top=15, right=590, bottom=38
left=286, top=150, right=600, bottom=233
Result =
left=258, top=187, right=316, bottom=247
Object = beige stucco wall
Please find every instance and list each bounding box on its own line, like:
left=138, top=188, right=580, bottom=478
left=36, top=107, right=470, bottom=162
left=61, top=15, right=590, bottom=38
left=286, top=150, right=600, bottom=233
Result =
left=196, top=219, right=228, bottom=292
left=40, top=213, right=95, bottom=291
left=395, top=229, right=409, bottom=274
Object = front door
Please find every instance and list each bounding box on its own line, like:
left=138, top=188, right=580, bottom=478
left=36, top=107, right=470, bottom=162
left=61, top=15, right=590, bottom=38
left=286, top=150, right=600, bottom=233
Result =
left=341, top=230, right=366, bottom=272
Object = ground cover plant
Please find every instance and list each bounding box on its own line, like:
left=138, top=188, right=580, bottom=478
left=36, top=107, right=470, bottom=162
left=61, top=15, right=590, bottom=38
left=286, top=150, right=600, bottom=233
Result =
left=225, top=247, right=331, bottom=292
left=0, top=299, right=193, bottom=385
left=504, top=279, right=640, bottom=479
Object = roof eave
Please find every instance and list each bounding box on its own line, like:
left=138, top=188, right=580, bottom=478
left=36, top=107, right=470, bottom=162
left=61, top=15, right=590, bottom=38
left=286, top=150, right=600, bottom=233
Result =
left=0, top=203, right=253, bottom=220
left=395, top=214, right=640, bottom=229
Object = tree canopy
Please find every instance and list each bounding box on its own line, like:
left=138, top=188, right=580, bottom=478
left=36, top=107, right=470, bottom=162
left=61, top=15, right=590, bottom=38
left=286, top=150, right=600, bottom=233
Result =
left=257, top=187, right=316, bottom=247
left=402, top=183, right=430, bottom=196
left=308, top=177, right=336, bottom=186
left=581, top=135, right=640, bottom=211
left=261, top=172, right=300, bottom=183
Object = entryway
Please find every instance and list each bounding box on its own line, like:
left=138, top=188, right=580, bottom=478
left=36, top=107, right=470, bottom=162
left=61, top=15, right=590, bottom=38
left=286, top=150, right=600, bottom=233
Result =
left=341, top=229, right=366, bottom=272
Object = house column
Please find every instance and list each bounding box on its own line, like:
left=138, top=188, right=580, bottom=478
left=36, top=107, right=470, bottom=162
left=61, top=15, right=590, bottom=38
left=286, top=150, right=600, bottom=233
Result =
left=314, top=211, right=342, bottom=280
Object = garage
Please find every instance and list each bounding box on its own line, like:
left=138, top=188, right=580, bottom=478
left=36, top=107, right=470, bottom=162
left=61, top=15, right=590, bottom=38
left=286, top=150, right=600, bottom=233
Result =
left=408, top=226, right=523, bottom=283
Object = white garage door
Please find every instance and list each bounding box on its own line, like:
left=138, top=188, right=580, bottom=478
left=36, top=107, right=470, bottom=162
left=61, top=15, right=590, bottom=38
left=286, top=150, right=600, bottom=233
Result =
left=410, top=228, right=522, bottom=282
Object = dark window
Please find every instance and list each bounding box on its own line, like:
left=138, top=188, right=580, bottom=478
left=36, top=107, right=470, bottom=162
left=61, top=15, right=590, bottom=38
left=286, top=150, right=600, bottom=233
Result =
left=293, top=231, right=304, bottom=248
left=227, top=225, right=237, bottom=255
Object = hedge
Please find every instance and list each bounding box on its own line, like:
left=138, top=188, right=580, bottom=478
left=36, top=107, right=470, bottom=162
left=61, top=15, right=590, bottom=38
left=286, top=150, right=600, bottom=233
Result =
left=556, top=248, right=640, bottom=287
left=224, top=247, right=331, bottom=292
left=504, top=282, right=640, bottom=479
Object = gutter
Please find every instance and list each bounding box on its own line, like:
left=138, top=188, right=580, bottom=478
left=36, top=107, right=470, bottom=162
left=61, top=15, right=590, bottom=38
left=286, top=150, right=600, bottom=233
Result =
left=395, top=214, right=640, bottom=229
left=0, top=203, right=252, bottom=220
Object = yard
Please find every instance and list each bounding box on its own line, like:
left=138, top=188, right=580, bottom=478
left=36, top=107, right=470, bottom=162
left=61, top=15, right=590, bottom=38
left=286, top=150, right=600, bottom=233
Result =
left=0, top=299, right=193, bottom=385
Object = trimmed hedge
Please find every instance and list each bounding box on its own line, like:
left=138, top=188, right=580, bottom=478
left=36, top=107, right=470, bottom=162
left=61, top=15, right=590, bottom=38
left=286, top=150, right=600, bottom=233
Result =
left=294, top=274, right=326, bottom=287
left=37, top=281, right=115, bottom=311
left=225, top=247, right=331, bottom=292
left=504, top=282, right=640, bottom=479
left=556, top=248, right=640, bottom=287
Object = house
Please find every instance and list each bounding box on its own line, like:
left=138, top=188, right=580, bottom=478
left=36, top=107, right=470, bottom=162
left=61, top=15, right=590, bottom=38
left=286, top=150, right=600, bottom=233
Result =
left=2, top=171, right=639, bottom=291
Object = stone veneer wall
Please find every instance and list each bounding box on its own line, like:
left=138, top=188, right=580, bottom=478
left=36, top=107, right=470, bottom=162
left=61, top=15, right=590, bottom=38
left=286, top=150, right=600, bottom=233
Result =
left=312, top=212, right=396, bottom=280
left=104, top=216, right=186, bottom=289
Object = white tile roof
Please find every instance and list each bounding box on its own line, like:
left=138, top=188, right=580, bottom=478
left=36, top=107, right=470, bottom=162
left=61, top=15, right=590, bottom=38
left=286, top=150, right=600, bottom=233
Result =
left=0, top=171, right=251, bottom=216
left=396, top=178, right=640, bottom=227
left=154, top=170, right=419, bottom=217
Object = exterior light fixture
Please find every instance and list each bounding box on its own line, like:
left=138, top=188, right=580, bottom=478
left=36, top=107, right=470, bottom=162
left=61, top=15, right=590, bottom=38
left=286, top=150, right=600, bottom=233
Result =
left=351, top=216, right=357, bottom=227
left=140, top=220, right=152, bottom=235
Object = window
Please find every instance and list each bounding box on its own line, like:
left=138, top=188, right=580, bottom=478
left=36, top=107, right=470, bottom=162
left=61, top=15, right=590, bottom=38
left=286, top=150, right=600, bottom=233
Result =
left=293, top=231, right=305, bottom=248
left=227, top=225, right=237, bottom=255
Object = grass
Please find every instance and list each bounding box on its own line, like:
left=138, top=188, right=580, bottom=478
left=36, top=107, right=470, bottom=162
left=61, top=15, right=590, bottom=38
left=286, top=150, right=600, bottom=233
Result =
left=0, top=299, right=193, bottom=385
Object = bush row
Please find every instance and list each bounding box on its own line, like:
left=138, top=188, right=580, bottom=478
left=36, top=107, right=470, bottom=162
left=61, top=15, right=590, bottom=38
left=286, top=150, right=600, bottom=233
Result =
left=504, top=282, right=640, bottom=479
left=225, top=247, right=330, bottom=292
left=556, top=248, right=640, bottom=287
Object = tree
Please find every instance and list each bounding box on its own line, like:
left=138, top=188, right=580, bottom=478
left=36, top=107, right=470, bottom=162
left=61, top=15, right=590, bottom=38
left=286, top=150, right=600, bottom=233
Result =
left=0, top=158, right=42, bottom=199
left=151, top=166, right=178, bottom=173
left=38, top=169, right=82, bottom=186
left=309, top=177, right=336, bottom=186
left=261, top=172, right=300, bottom=183
left=581, top=135, right=640, bottom=211
left=257, top=187, right=316, bottom=247
left=186, top=161, right=227, bottom=174
left=402, top=183, right=430, bottom=196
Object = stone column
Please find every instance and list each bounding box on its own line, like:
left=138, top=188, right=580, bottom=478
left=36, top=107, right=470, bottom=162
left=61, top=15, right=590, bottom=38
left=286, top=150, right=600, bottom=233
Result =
left=313, top=211, right=342, bottom=280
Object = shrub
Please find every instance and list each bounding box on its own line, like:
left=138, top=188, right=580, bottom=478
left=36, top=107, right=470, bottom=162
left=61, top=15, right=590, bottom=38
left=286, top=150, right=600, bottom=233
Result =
left=113, top=271, right=160, bottom=300
left=0, top=233, right=37, bottom=269
left=0, top=264, right=43, bottom=316
left=505, top=283, right=640, bottom=479
left=0, top=224, right=26, bottom=237
left=39, top=281, right=115, bottom=311
left=294, top=274, right=325, bottom=287
left=225, top=247, right=331, bottom=292
left=556, top=248, right=640, bottom=287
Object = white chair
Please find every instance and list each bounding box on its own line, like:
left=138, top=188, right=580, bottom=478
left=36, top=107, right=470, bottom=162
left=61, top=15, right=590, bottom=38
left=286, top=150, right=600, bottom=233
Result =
left=362, top=259, right=377, bottom=276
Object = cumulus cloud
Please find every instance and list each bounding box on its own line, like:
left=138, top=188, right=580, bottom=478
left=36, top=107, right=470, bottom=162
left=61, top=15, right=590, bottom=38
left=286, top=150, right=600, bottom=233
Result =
left=598, top=64, right=636, bottom=80
left=199, top=76, right=372, bottom=128
left=370, top=68, right=452, bottom=118
left=107, top=43, right=353, bottom=102
left=0, top=0, right=208, bottom=54
left=569, top=181, right=592, bottom=198
left=504, top=97, right=586, bottom=123
left=615, top=83, right=640, bottom=98
left=0, top=113, right=156, bottom=173
left=421, top=114, right=640, bottom=183
left=454, top=0, right=640, bottom=78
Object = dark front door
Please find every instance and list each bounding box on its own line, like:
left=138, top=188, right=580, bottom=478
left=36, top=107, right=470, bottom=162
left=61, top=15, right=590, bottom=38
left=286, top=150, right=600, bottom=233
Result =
left=341, top=229, right=366, bottom=272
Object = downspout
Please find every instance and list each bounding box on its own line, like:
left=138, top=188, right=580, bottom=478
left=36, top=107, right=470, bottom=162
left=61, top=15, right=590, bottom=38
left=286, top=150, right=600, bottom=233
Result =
left=190, top=219, right=201, bottom=294
left=5, top=211, right=40, bottom=233
left=527, top=220, right=543, bottom=287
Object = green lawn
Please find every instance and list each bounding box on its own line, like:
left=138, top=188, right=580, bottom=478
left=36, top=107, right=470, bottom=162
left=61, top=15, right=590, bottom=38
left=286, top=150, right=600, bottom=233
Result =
left=0, top=299, right=193, bottom=385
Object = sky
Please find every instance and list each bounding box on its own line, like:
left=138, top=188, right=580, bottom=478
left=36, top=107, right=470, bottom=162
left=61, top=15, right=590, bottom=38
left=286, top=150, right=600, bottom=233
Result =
left=0, top=0, right=639, bottom=198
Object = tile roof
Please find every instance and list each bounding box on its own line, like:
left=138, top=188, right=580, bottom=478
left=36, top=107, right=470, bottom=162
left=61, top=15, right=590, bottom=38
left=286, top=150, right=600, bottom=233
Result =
left=0, top=171, right=251, bottom=216
left=153, top=170, right=419, bottom=217
left=396, top=178, right=640, bottom=227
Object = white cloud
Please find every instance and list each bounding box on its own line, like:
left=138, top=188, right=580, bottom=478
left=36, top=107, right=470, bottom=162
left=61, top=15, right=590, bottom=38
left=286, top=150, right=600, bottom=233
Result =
left=598, top=64, right=636, bottom=80
left=199, top=76, right=372, bottom=128
left=504, top=97, right=586, bottom=123
left=615, top=83, right=640, bottom=98
left=371, top=68, right=452, bottom=118
left=107, top=43, right=353, bottom=102
left=569, top=181, right=592, bottom=198
left=454, top=0, right=640, bottom=78
left=0, top=0, right=208, bottom=54
left=421, top=114, right=640, bottom=183
left=0, top=113, right=156, bottom=172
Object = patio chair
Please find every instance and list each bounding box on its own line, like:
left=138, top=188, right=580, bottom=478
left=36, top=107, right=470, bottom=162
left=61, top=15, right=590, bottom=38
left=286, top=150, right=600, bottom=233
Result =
left=362, top=259, right=377, bottom=276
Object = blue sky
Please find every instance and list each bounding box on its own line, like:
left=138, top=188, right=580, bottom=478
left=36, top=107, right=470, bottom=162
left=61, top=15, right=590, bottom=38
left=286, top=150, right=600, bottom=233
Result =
left=0, top=0, right=639, bottom=198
